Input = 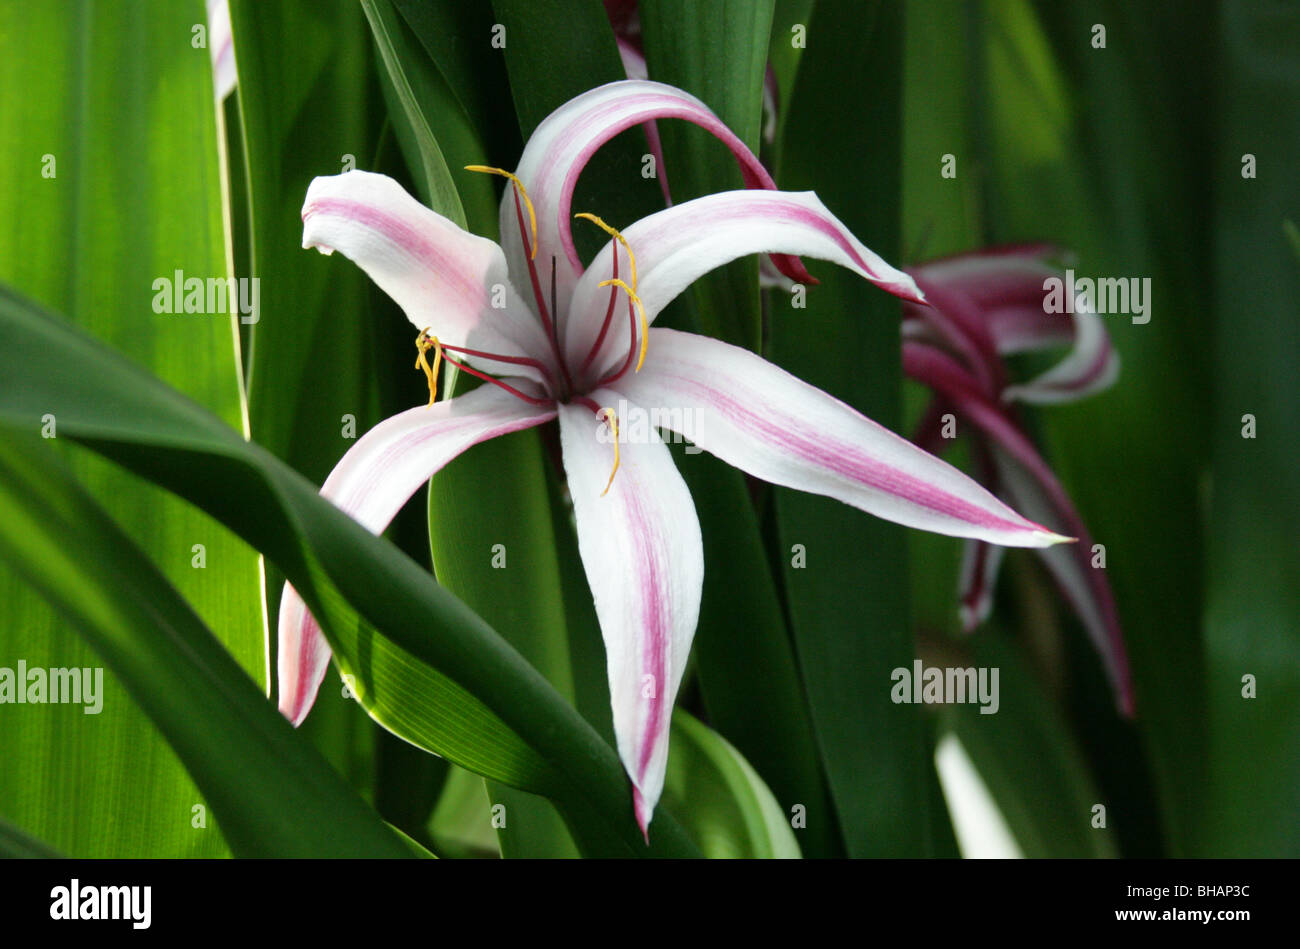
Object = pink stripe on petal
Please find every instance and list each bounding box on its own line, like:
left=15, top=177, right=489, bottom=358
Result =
left=904, top=281, right=1005, bottom=396
left=207, top=0, right=237, bottom=100
left=618, top=329, right=1065, bottom=548
left=276, top=584, right=331, bottom=725
left=910, top=244, right=1063, bottom=312
left=557, top=398, right=703, bottom=839
left=985, top=304, right=1076, bottom=354
left=276, top=387, right=556, bottom=724
left=907, top=245, right=1118, bottom=404
left=904, top=342, right=1133, bottom=715
left=958, top=538, right=1006, bottom=633
left=568, top=191, right=923, bottom=379
left=301, top=172, right=555, bottom=384
left=1002, top=309, right=1120, bottom=405
left=507, top=80, right=806, bottom=314
left=991, top=443, right=1134, bottom=717
left=306, top=198, right=487, bottom=310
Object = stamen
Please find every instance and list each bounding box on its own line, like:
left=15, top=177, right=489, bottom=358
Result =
left=575, top=213, right=638, bottom=292
left=438, top=349, right=553, bottom=407
left=414, top=328, right=443, bottom=408
left=593, top=282, right=640, bottom=389
left=579, top=246, right=620, bottom=375
left=465, top=165, right=538, bottom=259
left=597, top=278, right=649, bottom=372
left=438, top=342, right=555, bottom=390
left=599, top=406, right=621, bottom=496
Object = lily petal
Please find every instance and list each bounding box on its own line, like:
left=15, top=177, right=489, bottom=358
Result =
left=903, top=341, right=1134, bottom=715
left=617, top=328, right=1064, bottom=548
left=978, top=303, right=1075, bottom=354
left=507, top=79, right=801, bottom=314
left=905, top=246, right=1119, bottom=404
left=301, top=171, right=554, bottom=383
left=1001, top=302, right=1120, bottom=405
left=903, top=280, right=1005, bottom=396
left=953, top=439, right=1008, bottom=633
left=989, top=440, right=1132, bottom=715
left=557, top=397, right=703, bottom=838
left=908, top=243, right=1063, bottom=312
left=958, top=537, right=1006, bottom=633
left=568, top=191, right=924, bottom=379
left=277, top=386, right=557, bottom=724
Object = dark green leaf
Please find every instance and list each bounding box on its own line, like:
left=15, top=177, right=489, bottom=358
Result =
left=1203, top=0, right=1300, bottom=857
left=0, top=430, right=411, bottom=858
left=770, top=0, right=937, bottom=857
left=640, top=0, right=774, bottom=351
left=0, top=0, right=263, bottom=857
left=0, top=285, right=699, bottom=858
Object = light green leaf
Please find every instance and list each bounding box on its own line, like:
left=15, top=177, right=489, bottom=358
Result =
left=0, top=429, right=411, bottom=858
left=939, top=631, right=1118, bottom=858
left=0, top=818, right=62, bottom=859
left=362, top=0, right=469, bottom=222
left=0, top=0, right=262, bottom=857
left=771, top=0, right=940, bottom=857
left=662, top=712, right=801, bottom=859
left=0, top=285, right=700, bottom=858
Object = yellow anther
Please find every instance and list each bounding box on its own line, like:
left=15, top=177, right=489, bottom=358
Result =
left=575, top=212, right=638, bottom=292
left=600, top=407, right=621, bottom=497
left=415, top=328, right=443, bottom=408
left=465, top=165, right=537, bottom=260
left=597, top=278, right=649, bottom=372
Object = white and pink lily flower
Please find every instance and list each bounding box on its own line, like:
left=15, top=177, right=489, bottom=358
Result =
left=276, top=80, right=1068, bottom=837
left=901, top=244, right=1134, bottom=716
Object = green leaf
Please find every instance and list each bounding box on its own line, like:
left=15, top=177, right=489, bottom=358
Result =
left=900, top=0, right=983, bottom=260
left=0, top=0, right=262, bottom=857
left=231, top=0, right=384, bottom=482
left=428, top=765, right=500, bottom=859
left=429, top=431, right=581, bottom=858
left=362, top=0, right=479, bottom=224
left=0, top=429, right=411, bottom=858
left=386, top=822, right=439, bottom=858
left=983, top=0, right=1213, bottom=855
left=639, top=0, right=774, bottom=351
left=230, top=0, right=395, bottom=787
left=1283, top=219, right=1300, bottom=264
left=662, top=711, right=801, bottom=858
left=1203, top=0, right=1300, bottom=857
left=490, top=0, right=625, bottom=137
left=0, top=285, right=699, bottom=858
left=392, top=0, right=522, bottom=166
left=0, top=818, right=62, bottom=859
left=767, top=0, right=815, bottom=147
left=938, top=631, right=1118, bottom=858
left=770, top=0, right=938, bottom=857
left=673, top=449, right=841, bottom=857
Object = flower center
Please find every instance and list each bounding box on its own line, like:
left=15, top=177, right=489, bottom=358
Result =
left=413, top=166, right=655, bottom=492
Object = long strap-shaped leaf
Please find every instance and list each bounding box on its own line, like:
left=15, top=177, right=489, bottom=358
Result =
left=0, top=431, right=411, bottom=859
left=0, top=818, right=63, bottom=859
left=0, top=284, right=699, bottom=859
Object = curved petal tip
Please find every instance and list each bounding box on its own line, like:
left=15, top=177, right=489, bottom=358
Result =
left=633, top=787, right=653, bottom=844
